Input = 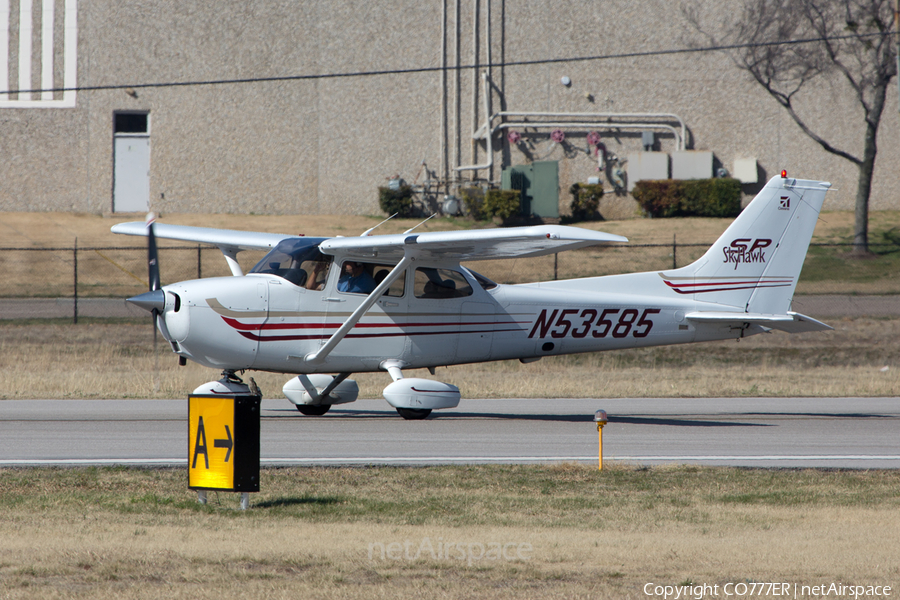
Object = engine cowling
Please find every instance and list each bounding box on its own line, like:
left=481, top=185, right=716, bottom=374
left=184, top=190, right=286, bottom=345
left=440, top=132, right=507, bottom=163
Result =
left=383, top=378, right=460, bottom=410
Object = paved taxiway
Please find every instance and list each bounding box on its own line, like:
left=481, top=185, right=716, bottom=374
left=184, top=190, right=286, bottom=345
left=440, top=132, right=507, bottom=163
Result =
left=1, top=397, right=898, bottom=468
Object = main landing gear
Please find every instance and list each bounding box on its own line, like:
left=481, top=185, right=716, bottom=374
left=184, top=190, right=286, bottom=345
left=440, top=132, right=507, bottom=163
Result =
left=380, top=361, right=459, bottom=420
left=296, top=404, right=331, bottom=416
left=395, top=408, right=432, bottom=420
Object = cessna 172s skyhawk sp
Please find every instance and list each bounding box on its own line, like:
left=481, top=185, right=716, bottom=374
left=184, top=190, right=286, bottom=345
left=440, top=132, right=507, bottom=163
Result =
left=113, top=174, right=832, bottom=419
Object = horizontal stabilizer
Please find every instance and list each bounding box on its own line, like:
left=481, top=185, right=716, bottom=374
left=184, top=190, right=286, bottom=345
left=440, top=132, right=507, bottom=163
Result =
left=111, top=222, right=291, bottom=251
left=685, top=311, right=832, bottom=334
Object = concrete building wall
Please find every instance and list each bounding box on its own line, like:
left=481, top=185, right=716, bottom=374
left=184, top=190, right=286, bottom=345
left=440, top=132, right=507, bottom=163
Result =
left=0, top=0, right=895, bottom=217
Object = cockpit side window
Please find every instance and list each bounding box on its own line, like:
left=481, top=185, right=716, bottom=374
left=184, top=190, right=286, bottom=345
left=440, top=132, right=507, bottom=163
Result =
left=249, top=238, right=332, bottom=290
left=337, top=261, right=405, bottom=296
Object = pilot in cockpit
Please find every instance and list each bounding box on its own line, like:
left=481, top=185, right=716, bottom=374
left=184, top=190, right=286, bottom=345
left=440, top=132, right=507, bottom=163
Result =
left=306, top=259, right=330, bottom=291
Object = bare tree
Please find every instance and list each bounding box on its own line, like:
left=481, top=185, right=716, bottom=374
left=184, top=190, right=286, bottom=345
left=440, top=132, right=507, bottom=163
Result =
left=685, top=0, right=897, bottom=253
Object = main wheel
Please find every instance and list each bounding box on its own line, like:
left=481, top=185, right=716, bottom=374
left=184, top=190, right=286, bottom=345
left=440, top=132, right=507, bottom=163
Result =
left=296, top=404, right=331, bottom=416
left=396, top=408, right=432, bottom=420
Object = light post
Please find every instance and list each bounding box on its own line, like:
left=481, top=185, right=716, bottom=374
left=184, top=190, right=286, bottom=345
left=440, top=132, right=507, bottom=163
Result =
left=594, top=410, right=608, bottom=471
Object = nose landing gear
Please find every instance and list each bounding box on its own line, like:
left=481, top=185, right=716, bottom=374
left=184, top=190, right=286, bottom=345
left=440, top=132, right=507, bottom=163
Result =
left=192, top=370, right=262, bottom=397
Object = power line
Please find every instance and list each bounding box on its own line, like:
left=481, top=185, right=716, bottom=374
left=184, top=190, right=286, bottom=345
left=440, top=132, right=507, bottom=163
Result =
left=14, top=30, right=893, bottom=96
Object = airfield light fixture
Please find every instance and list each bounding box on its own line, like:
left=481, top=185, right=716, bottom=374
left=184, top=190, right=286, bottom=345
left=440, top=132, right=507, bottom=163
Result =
left=594, top=410, right=608, bottom=471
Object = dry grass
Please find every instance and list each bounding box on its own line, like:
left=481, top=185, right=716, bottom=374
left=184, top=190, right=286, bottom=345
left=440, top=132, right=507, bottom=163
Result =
left=2, top=209, right=900, bottom=298
left=0, top=316, right=896, bottom=400
left=2, top=209, right=897, bottom=247
left=0, top=465, right=898, bottom=599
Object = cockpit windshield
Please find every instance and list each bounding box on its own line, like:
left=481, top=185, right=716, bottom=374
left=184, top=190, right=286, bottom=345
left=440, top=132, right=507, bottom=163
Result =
left=249, top=238, right=332, bottom=289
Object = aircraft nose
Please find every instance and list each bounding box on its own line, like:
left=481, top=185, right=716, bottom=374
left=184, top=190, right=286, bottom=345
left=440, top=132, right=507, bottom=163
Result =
left=126, top=289, right=166, bottom=313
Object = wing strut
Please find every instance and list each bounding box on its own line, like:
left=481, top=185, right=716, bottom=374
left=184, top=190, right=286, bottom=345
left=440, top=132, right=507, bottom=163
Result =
left=304, top=255, right=412, bottom=365
left=217, top=245, right=244, bottom=276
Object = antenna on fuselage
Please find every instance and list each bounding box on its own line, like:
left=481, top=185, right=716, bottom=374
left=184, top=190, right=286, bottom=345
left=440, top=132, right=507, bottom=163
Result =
left=360, top=213, right=398, bottom=237
left=403, top=213, right=436, bottom=234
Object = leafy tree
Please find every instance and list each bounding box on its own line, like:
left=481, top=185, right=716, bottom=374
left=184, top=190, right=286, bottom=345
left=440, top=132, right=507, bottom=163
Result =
left=685, top=0, right=897, bottom=253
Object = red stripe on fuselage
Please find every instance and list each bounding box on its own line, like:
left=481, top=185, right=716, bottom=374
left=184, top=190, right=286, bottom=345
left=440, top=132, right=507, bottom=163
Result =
left=236, top=327, right=524, bottom=343
left=663, top=279, right=792, bottom=294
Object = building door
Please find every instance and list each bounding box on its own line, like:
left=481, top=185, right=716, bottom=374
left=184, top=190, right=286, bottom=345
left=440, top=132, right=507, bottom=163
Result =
left=113, top=112, right=150, bottom=212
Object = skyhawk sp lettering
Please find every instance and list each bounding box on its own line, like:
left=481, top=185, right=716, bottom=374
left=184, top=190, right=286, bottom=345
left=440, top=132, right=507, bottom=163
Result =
left=723, top=238, right=771, bottom=269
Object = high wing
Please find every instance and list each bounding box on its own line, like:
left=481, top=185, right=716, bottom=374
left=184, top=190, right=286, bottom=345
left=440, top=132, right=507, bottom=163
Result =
left=111, top=222, right=294, bottom=276
left=319, top=225, right=628, bottom=262
left=110, top=222, right=291, bottom=251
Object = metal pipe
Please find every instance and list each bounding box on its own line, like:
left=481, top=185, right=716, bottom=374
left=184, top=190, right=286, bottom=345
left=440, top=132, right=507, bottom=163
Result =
left=454, top=87, right=688, bottom=173
left=453, top=0, right=460, bottom=183
left=494, top=111, right=686, bottom=150
left=456, top=71, right=494, bottom=173
left=485, top=0, right=492, bottom=181
left=470, top=0, right=480, bottom=171
left=455, top=120, right=681, bottom=173
left=440, top=0, right=447, bottom=182
left=496, top=121, right=681, bottom=147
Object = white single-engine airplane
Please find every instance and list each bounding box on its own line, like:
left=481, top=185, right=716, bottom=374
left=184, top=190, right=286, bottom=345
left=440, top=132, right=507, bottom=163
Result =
left=113, top=174, right=831, bottom=419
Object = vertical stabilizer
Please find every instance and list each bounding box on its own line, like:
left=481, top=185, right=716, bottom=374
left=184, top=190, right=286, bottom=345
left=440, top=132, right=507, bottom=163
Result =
left=660, top=175, right=830, bottom=314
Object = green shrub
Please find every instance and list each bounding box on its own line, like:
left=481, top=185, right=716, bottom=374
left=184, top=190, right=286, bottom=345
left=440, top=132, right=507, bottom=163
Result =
left=569, top=183, right=604, bottom=221
left=632, top=180, right=683, bottom=218
left=378, top=185, right=414, bottom=217
left=682, top=178, right=743, bottom=218
left=460, top=187, right=486, bottom=220
left=483, top=189, right=522, bottom=220
left=632, top=178, right=741, bottom=218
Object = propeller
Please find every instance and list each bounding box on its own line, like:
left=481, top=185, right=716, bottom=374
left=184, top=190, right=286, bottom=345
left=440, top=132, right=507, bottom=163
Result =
left=126, top=213, right=172, bottom=342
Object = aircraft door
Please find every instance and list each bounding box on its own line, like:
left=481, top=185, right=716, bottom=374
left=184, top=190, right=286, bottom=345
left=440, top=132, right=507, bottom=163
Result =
left=324, top=261, right=408, bottom=367
left=371, top=264, right=409, bottom=361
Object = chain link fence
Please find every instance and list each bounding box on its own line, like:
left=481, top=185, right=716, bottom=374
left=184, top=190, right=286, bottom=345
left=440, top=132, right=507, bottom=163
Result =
left=0, top=242, right=897, bottom=321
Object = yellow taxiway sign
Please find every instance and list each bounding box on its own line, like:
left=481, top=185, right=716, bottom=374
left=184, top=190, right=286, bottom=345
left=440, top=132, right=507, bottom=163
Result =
left=188, top=394, right=260, bottom=492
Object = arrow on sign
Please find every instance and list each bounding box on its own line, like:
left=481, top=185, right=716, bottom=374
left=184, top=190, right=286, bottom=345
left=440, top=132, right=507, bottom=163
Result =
left=214, top=425, right=233, bottom=462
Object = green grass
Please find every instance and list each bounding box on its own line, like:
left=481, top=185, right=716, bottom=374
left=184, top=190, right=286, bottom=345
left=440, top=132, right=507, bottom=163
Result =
left=4, top=465, right=900, bottom=526
left=801, top=243, right=900, bottom=284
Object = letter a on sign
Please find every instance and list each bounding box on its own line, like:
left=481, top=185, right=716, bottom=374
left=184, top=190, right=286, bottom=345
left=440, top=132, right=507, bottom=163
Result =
left=192, top=416, right=209, bottom=469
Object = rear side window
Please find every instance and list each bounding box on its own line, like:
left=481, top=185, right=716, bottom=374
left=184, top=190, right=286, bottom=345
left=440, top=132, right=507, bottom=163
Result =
left=372, top=264, right=405, bottom=297
left=414, top=268, right=473, bottom=299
